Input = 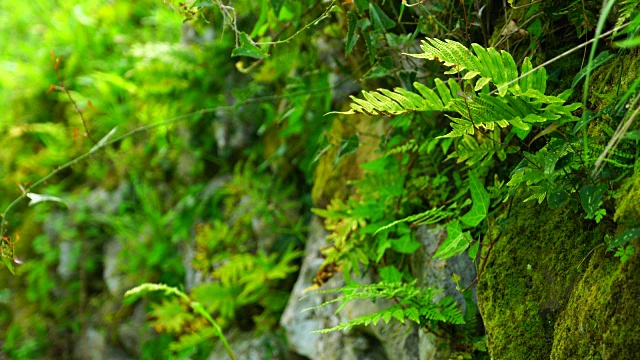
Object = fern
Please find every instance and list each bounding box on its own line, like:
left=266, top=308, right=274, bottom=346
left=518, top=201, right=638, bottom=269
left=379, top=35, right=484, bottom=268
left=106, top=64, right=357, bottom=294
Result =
left=334, top=82, right=445, bottom=116
left=305, top=280, right=464, bottom=333
left=616, top=0, right=640, bottom=28
left=447, top=132, right=513, bottom=166
left=375, top=205, right=455, bottom=234
left=337, top=38, right=581, bottom=141
left=406, top=38, right=546, bottom=95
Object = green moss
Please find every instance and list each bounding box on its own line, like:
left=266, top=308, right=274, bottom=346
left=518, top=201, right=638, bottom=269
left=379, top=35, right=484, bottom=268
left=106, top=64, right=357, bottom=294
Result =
left=551, top=237, right=640, bottom=359
left=588, top=50, right=640, bottom=111
left=477, top=198, right=614, bottom=359
left=614, top=174, right=640, bottom=228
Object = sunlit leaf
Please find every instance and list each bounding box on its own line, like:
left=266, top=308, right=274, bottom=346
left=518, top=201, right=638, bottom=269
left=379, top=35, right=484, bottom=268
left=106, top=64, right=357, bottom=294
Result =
left=26, top=193, right=67, bottom=207
left=434, top=220, right=471, bottom=260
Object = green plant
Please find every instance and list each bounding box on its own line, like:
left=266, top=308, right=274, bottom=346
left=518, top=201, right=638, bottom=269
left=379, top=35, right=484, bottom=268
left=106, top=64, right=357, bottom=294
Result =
left=305, top=279, right=464, bottom=333
left=124, top=283, right=235, bottom=360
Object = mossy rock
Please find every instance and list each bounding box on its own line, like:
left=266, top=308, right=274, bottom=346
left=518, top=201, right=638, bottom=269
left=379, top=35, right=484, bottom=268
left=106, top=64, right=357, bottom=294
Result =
left=477, top=198, right=615, bottom=359
left=311, top=114, right=385, bottom=208
left=551, top=237, right=640, bottom=359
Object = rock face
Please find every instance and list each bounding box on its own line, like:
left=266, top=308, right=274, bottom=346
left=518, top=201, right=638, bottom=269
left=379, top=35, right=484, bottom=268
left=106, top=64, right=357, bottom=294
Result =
left=280, top=216, right=477, bottom=360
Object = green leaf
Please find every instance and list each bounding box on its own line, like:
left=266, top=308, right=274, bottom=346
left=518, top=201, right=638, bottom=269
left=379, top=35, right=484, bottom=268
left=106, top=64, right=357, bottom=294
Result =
left=91, top=126, right=118, bottom=152
left=554, top=152, right=574, bottom=171
left=547, top=188, right=568, bottom=209
left=460, top=171, right=489, bottom=227
left=3, top=258, right=14, bottom=274
left=334, top=134, right=359, bottom=166
left=354, top=0, right=368, bottom=13
left=607, top=228, right=640, bottom=252
left=231, top=32, right=269, bottom=59
left=391, top=233, right=421, bottom=254
left=379, top=266, right=403, bottom=282
left=571, top=51, right=615, bottom=89
left=270, top=0, right=285, bottom=14
left=346, top=12, right=359, bottom=55
left=369, top=3, right=395, bottom=31
left=468, top=240, right=479, bottom=260
left=363, top=30, right=376, bottom=65
left=527, top=19, right=542, bottom=38
left=615, top=36, right=640, bottom=48
left=579, top=183, right=607, bottom=216
left=434, top=220, right=471, bottom=260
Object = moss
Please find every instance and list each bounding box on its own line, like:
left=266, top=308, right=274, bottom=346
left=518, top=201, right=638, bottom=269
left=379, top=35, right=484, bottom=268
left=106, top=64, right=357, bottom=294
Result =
left=614, top=174, right=640, bottom=228
left=477, top=198, right=614, bottom=359
left=550, top=236, right=640, bottom=359
left=588, top=50, right=640, bottom=111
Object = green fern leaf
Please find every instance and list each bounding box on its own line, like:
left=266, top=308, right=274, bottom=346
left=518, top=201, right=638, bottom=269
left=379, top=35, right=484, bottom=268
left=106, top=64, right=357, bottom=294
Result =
left=150, top=299, right=194, bottom=333
left=374, top=205, right=454, bottom=234
left=331, top=82, right=445, bottom=116
left=406, top=38, right=547, bottom=95
left=616, top=0, right=640, bottom=28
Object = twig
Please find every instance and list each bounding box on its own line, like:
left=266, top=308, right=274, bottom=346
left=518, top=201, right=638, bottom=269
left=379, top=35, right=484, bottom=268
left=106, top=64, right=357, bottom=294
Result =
left=238, top=0, right=329, bottom=73
left=50, top=52, right=97, bottom=144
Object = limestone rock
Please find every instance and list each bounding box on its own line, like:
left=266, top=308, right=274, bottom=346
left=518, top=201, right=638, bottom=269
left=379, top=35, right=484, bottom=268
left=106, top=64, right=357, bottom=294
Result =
left=280, top=217, right=473, bottom=360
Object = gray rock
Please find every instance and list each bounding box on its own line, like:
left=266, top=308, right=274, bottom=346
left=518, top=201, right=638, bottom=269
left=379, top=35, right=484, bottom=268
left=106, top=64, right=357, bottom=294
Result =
left=281, top=219, right=478, bottom=360
left=208, top=329, right=286, bottom=360
left=74, top=327, right=130, bottom=360
left=281, top=216, right=415, bottom=360
left=57, top=240, right=77, bottom=281
left=103, top=239, right=136, bottom=297
left=411, top=226, right=477, bottom=313
left=118, top=302, right=150, bottom=358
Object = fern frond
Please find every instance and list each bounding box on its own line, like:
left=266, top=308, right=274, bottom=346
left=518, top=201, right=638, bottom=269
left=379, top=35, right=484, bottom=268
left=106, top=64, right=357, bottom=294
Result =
left=405, top=38, right=547, bottom=96
left=616, top=0, right=640, bottom=28
left=306, top=280, right=463, bottom=333
left=332, top=82, right=445, bottom=116
left=375, top=205, right=454, bottom=234
left=448, top=134, right=503, bottom=166
left=386, top=139, right=419, bottom=155
left=169, top=327, right=218, bottom=352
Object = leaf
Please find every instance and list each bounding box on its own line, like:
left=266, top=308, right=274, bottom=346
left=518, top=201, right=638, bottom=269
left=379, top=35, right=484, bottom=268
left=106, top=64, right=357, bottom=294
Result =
left=554, top=152, right=574, bottom=171
left=434, top=220, right=471, bottom=260
left=391, top=233, right=421, bottom=254
left=270, top=0, right=285, bottom=14
left=150, top=299, right=195, bottom=333
left=334, top=134, right=359, bottom=166
left=91, top=126, right=118, bottom=152
left=346, top=12, right=359, bottom=55
left=231, top=32, right=269, bottom=59
left=369, top=3, right=395, bottom=31
left=468, top=240, right=480, bottom=260
left=26, top=193, right=67, bottom=207
left=607, top=228, right=640, bottom=252
left=547, top=188, right=568, bottom=209
left=579, top=183, right=607, bottom=216
left=571, top=51, right=615, bottom=89
left=460, top=171, right=489, bottom=227
left=363, top=30, right=376, bottom=65
left=615, top=36, right=640, bottom=48
left=3, top=258, right=15, bottom=274
left=379, top=266, right=403, bottom=282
